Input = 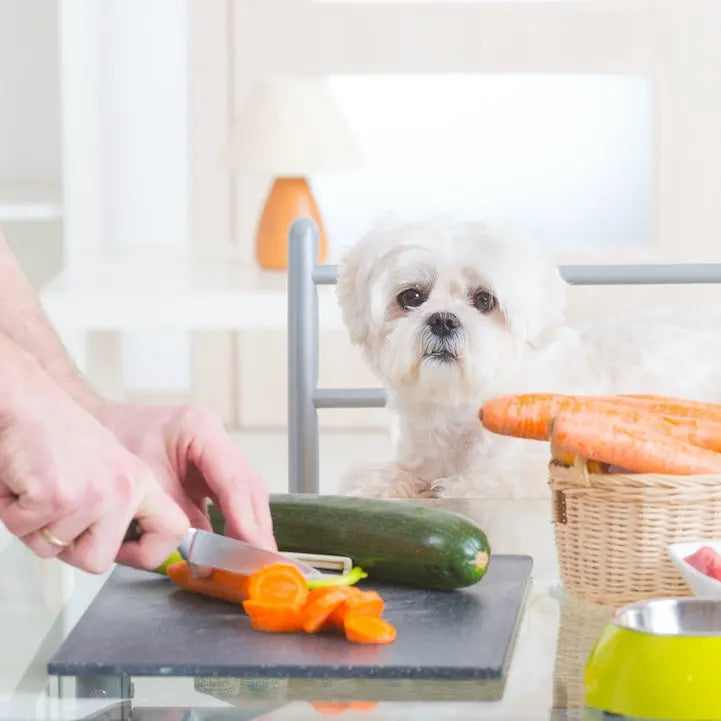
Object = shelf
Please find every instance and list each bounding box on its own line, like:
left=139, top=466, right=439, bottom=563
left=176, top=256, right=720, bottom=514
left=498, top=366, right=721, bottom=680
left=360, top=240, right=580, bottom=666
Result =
left=0, top=182, right=62, bottom=222
left=40, top=249, right=345, bottom=332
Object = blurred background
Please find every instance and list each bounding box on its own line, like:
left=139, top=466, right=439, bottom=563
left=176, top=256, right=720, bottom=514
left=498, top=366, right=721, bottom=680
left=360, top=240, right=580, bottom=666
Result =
left=1, top=0, right=721, bottom=494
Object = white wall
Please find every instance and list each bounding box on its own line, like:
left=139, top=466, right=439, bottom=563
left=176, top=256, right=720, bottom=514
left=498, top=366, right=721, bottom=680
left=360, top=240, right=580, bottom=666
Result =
left=0, top=0, right=60, bottom=183
left=60, top=0, right=192, bottom=391
left=217, top=0, right=721, bottom=429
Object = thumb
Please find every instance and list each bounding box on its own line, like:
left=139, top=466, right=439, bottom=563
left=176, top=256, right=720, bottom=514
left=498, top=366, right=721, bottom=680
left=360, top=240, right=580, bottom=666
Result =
left=115, top=484, right=189, bottom=570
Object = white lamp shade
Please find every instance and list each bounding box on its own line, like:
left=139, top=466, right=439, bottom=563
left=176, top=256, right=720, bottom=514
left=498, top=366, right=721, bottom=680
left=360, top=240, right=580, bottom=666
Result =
left=221, top=76, right=365, bottom=176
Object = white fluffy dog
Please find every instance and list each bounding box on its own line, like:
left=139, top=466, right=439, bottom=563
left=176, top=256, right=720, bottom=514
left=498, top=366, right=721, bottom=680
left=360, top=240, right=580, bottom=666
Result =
left=336, top=219, right=721, bottom=500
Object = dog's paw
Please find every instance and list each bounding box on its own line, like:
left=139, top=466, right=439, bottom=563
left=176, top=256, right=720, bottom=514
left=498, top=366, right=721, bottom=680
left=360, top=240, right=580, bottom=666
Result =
left=340, top=462, right=436, bottom=499
left=430, top=475, right=460, bottom=498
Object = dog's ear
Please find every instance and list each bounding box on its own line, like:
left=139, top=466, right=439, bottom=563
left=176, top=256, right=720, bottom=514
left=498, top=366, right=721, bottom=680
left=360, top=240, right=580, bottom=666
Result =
left=336, top=238, right=374, bottom=346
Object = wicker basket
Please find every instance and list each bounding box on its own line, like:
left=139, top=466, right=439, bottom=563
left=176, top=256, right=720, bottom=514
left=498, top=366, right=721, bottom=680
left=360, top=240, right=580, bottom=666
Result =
left=552, top=594, right=614, bottom=710
left=549, top=459, right=721, bottom=605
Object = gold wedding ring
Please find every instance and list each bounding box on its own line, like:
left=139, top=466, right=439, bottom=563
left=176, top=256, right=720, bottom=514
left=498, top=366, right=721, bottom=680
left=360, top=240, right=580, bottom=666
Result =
left=41, top=526, right=70, bottom=549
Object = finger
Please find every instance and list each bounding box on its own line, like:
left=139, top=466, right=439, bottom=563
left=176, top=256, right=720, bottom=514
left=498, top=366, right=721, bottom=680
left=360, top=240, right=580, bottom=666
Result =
left=188, top=430, right=276, bottom=550
left=115, top=484, right=189, bottom=570
left=56, top=491, right=143, bottom=574
left=156, top=469, right=211, bottom=532
left=0, top=486, right=68, bottom=538
left=243, top=472, right=278, bottom=551
left=22, top=506, right=96, bottom=560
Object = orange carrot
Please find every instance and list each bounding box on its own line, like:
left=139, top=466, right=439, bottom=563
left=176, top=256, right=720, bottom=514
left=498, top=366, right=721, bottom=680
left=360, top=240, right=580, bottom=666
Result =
left=635, top=413, right=721, bottom=453
left=326, top=590, right=384, bottom=630
left=242, top=600, right=305, bottom=633
left=550, top=404, right=721, bottom=470
left=310, top=701, right=379, bottom=715
left=166, top=561, right=251, bottom=604
left=166, top=561, right=309, bottom=607
left=550, top=411, right=721, bottom=475
left=245, top=563, right=309, bottom=606
left=344, top=615, right=397, bottom=645
left=303, top=587, right=358, bottom=634
left=479, top=393, right=624, bottom=440
left=615, top=394, right=721, bottom=421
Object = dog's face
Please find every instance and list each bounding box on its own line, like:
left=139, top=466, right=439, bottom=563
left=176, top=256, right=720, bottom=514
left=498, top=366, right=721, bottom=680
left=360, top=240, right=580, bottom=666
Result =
left=337, top=220, right=567, bottom=405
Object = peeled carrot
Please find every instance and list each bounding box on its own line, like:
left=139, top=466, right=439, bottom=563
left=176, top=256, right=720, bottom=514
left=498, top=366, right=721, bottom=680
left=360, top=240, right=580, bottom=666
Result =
left=166, top=561, right=251, bottom=604
left=303, top=587, right=358, bottom=633
left=344, top=615, right=397, bottom=645
left=166, top=561, right=309, bottom=607
left=245, top=563, right=309, bottom=606
left=550, top=411, right=721, bottom=475
left=326, top=590, right=384, bottom=630
left=242, top=600, right=305, bottom=633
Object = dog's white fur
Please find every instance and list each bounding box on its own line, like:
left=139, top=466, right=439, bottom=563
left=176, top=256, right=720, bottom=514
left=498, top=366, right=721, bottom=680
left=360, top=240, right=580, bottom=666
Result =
left=336, top=218, right=721, bottom=499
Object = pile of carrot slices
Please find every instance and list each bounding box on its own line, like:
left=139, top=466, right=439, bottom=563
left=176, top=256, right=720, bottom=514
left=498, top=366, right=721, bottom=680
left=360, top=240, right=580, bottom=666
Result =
left=166, top=561, right=397, bottom=644
left=479, top=392, right=721, bottom=475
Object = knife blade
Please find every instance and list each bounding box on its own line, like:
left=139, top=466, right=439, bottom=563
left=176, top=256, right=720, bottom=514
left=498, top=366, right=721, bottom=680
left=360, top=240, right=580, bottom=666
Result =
left=123, top=523, right=322, bottom=578
left=181, top=528, right=322, bottom=578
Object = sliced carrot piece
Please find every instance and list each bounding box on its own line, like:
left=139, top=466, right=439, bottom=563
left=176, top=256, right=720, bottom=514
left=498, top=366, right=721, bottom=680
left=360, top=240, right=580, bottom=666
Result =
left=344, top=615, right=397, bottom=645
left=326, top=590, right=384, bottom=630
left=303, top=587, right=357, bottom=633
left=246, top=563, right=309, bottom=606
left=551, top=411, right=721, bottom=475
left=242, top=600, right=305, bottom=632
left=166, top=561, right=250, bottom=604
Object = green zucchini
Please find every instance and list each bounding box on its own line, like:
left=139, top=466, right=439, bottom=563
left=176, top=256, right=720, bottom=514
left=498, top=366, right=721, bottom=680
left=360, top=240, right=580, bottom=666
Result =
left=208, top=494, right=490, bottom=591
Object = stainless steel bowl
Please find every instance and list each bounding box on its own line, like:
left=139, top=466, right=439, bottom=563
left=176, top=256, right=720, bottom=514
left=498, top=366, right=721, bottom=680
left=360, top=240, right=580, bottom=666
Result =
left=585, top=597, right=721, bottom=720
left=615, top=597, right=721, bottom=637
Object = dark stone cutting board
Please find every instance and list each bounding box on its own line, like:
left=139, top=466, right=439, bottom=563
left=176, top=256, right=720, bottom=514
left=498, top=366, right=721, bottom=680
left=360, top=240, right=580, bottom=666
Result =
left=48, top=554, right=532, bottom=683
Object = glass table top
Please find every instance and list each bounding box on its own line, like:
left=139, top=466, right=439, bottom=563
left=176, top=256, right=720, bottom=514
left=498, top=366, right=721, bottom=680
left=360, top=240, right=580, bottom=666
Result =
left=0, top=499, right=649, bottom=721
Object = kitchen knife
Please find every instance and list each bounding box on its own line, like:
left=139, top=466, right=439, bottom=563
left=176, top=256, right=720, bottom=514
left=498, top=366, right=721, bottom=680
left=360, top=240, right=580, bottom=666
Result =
left=180, top=528, right=322, bottom=578
left=124, top=522, right=321, bottom=578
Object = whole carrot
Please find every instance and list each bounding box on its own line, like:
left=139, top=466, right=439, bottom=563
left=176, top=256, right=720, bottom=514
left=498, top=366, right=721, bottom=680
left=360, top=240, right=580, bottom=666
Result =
left=166, top=561, right=251, bottom=604
left=166, top=561, right=309, bottom=607
left=550, top=411, right=721, bottom=475
left=616, top=394, right=721, bottom=421
left=479, top=393, right=620, bottom=440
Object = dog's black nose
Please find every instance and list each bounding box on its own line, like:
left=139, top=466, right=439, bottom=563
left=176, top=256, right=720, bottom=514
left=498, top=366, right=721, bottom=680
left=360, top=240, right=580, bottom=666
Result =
left=427, top=312, right=460, bottom=337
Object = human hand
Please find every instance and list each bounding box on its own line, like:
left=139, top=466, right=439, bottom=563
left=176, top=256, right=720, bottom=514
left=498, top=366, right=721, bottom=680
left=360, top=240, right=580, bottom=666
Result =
left=94, top=403, right=276, bottom=550
left=0, top=366, right=189, bottom=574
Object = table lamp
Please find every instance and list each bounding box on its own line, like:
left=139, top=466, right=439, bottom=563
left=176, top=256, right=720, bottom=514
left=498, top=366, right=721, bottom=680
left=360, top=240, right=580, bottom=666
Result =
left=221, top=77, right=364, bottom=270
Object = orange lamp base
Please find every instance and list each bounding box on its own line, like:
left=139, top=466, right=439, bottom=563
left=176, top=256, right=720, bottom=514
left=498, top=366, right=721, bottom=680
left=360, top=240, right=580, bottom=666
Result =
left=255, top=177, right=328, bottom=271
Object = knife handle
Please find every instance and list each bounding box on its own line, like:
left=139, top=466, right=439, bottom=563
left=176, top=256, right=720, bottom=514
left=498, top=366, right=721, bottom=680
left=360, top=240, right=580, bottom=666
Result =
left=123, top=521, right=143, bottom=543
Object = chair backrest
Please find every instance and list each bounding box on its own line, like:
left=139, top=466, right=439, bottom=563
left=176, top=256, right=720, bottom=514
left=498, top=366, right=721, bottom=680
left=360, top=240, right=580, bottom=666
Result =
left=287, top=217, right=721, bottom=494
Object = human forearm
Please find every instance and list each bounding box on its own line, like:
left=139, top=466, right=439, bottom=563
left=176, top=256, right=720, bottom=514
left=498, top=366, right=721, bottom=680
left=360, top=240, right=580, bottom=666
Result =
left=0, top=230, right=102, bottom=411
left=0, top=331, right=189, bottom=573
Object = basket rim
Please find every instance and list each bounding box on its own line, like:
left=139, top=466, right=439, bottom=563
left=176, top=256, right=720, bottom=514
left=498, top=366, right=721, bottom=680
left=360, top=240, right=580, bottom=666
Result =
left=549, top=460, right=721, bottom=490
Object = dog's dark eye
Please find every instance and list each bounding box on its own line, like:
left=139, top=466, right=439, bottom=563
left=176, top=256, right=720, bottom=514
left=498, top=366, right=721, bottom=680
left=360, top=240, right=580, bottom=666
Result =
left=397, top=288, right=426, bottom=309
left=473, top=290, right=497, bottom=314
